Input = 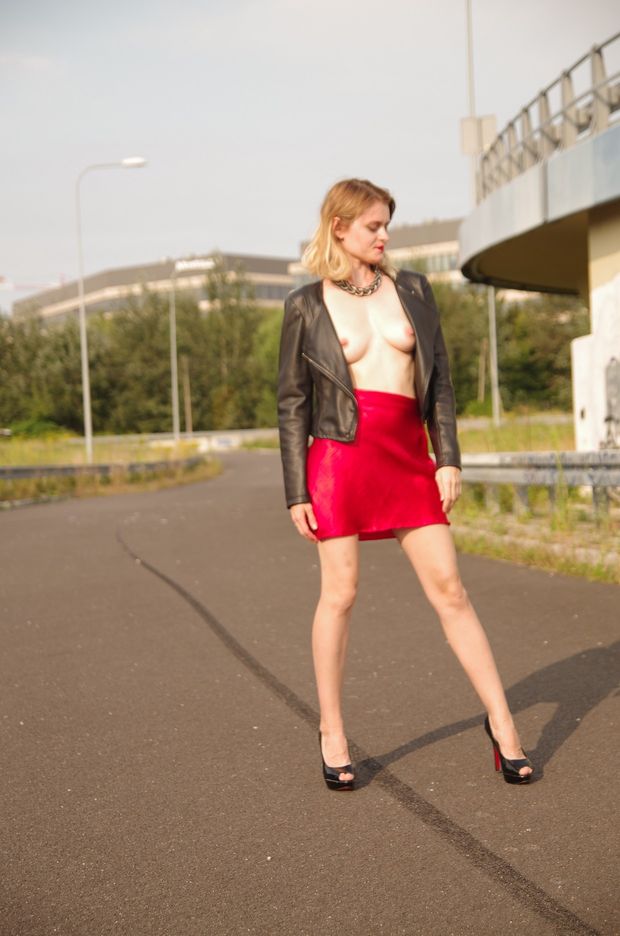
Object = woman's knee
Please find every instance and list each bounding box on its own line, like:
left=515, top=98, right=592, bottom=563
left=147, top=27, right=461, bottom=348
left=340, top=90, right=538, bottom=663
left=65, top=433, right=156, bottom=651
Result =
left=320, top=579, right=358, bottom=614
left=428, top=573, right=469, bottom=612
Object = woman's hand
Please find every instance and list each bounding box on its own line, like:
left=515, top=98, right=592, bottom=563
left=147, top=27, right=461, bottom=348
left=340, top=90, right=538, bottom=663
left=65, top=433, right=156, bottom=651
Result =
left=435, top=466, right=461, bottom=514
left=289, top=502, right=319, bottom=542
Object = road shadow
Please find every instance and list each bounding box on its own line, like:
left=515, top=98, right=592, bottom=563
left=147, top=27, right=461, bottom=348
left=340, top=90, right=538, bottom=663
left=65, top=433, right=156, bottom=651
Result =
left=355, top=640, right=620, bottom=787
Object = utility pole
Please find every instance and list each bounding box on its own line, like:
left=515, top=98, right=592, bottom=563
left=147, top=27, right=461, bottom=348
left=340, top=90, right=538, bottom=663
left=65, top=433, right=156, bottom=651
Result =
left=169, top=257, right=214, bottom=441
left=462, top=0, right=501, bottom=426
left=180, top=354, right=193, bottom=434
left=75, top=157, right=147, bottom=462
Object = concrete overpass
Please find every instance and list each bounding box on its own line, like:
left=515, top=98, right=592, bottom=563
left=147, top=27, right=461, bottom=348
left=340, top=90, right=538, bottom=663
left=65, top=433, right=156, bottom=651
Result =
left=458, top=33, right=620, bottom=451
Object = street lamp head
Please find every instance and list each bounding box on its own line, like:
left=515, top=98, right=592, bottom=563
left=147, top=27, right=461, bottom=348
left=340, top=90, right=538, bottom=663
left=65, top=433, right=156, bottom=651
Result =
left=121, top=156, right=147, bottom=168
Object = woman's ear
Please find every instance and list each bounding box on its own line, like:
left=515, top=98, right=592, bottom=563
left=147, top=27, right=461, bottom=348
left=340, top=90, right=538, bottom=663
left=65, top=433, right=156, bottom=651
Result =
left=332, top=216, right=345, bottom=241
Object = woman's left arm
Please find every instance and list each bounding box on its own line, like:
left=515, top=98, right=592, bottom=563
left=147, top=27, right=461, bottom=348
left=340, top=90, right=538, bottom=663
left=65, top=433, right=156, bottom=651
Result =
left=421, top=275, right=462, bottom=512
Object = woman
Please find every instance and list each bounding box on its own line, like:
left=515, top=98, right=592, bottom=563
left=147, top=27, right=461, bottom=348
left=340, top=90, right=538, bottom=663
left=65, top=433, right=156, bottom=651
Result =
left=277, top=178, right=533, bottom=790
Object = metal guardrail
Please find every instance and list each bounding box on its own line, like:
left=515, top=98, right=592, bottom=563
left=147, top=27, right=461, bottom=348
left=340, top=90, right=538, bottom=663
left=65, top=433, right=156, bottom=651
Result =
left=5, top=447, right=618, bottom=489
left=61, top=427, right=280, bottom=449
left=461, top=451, right=620, bottom=513
left=476, top=32, right=620, bottom=201
left=3, top=435, right=619, bottom=520
left=0, top=455, right=207, bottom=482
left=461, top=450, right=620, bottom=485
left=0, top=428, right=280, bottom=480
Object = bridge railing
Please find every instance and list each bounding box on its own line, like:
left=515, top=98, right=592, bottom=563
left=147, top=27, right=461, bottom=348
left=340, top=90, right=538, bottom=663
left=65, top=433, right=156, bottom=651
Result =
left=476, top=32, right=620, bottom=201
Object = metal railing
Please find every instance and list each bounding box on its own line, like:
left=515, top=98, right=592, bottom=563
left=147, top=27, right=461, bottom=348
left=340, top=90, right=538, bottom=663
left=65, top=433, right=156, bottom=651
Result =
left=0, top=454, right=207, bottom=482
left=461, top=450, right=620, bottom=514
left=0, top=428, right=279, bottom=493
left=4, top=448, right=618, bottom=510
left=476, top=32, right=620, bottom=201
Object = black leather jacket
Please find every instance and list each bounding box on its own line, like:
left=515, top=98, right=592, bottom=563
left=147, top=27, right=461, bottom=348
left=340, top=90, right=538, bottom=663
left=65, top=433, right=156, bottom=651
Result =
left=277, top=268, right=462, bottom=508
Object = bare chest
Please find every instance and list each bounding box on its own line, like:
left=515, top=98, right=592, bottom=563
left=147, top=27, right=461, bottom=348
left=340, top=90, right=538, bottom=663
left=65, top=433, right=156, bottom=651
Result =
left=322, top=282, right=416, bottom=365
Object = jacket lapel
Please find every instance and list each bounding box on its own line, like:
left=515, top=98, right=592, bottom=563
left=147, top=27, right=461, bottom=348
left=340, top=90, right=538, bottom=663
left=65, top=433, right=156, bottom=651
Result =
left=307, top=281, right=356, bottom=390
left=394, top=271, right=437, bottom=406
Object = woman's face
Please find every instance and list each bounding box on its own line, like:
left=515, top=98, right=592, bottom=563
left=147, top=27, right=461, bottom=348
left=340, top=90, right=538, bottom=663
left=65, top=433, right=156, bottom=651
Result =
left=333, top=200, right=391, bottom=266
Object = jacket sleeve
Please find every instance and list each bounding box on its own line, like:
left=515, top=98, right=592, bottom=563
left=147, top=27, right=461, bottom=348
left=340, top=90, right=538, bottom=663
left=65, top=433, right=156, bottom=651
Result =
left=421, top=275, right=462, bottom=471
left=277, top=293, right=313, bottom=507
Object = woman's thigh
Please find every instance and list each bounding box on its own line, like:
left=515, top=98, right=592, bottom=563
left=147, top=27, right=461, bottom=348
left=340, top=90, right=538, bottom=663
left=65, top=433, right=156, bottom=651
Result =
left=317, top=535, right=359, bottom=598
left=394, top=524, right=464, bottom=604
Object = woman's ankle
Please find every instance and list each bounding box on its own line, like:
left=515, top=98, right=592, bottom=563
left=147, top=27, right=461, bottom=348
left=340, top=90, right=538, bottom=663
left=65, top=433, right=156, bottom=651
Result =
left=319, top=722, right=346, bottom=736
left=487, top=708, right=515, bottom=731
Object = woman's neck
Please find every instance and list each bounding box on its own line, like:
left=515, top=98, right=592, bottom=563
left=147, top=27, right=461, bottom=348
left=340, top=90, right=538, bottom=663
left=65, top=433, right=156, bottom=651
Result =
left=345, top=258, right=376, bottom=288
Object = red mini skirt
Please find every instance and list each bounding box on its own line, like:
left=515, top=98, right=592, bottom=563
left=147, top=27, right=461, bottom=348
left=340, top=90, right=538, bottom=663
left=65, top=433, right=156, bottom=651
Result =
left=306, top=389, right=449, bottom=541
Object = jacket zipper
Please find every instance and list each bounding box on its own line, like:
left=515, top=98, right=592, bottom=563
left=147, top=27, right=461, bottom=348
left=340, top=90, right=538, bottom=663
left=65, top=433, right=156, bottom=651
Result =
left=301, top=352, right=357, bottom=402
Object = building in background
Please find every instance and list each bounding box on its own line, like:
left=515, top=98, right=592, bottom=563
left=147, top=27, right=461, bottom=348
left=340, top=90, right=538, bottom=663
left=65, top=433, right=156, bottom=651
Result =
left=12, top=253, right=295, bottom=324
left=13, top=217, right=533, bottom=326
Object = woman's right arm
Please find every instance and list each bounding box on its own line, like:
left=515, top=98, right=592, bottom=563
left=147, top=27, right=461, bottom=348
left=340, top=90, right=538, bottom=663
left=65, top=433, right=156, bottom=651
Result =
left=277, top=294, right=314, bottom=509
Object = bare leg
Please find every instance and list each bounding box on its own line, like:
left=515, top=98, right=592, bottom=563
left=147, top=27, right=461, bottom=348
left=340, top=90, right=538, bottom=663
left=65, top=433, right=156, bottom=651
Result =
left=313, top=534, right=358, bottom=782
left=395, top=524, right=532, bottom=777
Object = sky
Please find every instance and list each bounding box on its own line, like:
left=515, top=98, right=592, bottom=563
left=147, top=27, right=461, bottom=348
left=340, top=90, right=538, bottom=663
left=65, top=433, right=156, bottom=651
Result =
left=1, top=0, right=618, bottom=314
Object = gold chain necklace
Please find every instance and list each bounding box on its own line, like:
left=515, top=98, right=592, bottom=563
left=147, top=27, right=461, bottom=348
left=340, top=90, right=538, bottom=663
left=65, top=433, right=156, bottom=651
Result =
left=334, top=265, right=382, bottom=297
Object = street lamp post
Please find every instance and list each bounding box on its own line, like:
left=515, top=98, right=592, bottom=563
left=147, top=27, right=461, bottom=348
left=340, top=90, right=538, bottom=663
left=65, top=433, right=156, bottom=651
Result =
left=169, top=266, right=181, bottom=442
left=75, top=157, right=147, bottom=463
left=168, top=258, right=214, bottom=442
left=463, top=0, right=502, bottom=427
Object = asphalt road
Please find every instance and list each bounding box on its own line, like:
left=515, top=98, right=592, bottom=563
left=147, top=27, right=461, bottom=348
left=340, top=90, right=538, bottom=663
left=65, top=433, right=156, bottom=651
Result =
left=1, top=450, right=618, bottom=936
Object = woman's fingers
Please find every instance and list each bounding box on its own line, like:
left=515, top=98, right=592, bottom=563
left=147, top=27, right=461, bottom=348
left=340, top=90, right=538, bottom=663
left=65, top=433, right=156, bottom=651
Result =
left=442, top=484, right=460, bottom=513
left=289, top=503, right=319, bottom=542
left=306, top=505, right=318, bottom=532
left=436, top=468, right=461, bottom=514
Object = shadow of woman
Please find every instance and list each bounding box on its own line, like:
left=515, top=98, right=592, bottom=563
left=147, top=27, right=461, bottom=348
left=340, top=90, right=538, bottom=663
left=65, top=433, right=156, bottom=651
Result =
left=357, top=639, right=620, bottom=786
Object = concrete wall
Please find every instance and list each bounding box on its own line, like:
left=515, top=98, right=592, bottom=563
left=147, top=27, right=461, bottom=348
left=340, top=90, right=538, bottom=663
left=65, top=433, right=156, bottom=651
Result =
left=571, top=272, right=620, bottom=451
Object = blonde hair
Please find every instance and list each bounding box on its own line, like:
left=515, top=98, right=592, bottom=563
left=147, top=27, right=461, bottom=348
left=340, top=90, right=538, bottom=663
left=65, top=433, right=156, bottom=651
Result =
left=301, top=178, right=397, bottom=280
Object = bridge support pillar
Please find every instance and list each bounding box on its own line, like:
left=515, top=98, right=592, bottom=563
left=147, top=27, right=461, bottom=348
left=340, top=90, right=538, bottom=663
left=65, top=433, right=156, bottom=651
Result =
left=571, top=202, right=620, bottom=452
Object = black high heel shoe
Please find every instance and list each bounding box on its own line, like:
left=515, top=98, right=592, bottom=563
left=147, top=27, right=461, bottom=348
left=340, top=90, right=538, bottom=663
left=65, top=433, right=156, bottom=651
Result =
left=318, top=730, right=355, bottom=791
left=484, top=716, right=533, bottom=784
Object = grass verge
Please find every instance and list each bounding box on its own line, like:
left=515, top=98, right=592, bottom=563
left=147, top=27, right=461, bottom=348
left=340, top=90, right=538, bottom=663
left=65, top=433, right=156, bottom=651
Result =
left=240, top=436, right=280, bottom=449
left=450, top=485, right=619, bottom=584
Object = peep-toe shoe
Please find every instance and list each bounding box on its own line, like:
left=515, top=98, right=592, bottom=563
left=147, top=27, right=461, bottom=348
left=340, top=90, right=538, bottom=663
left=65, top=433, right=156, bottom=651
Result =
left=318, top=730, right=355, bottom=791
left=484, top=715, right=533, bottom=784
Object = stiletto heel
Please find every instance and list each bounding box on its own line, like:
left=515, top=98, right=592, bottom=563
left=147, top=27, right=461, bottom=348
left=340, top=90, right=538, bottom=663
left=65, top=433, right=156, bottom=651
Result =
left=484, top=716, right=533, bottom=784
left=318, top=730, right=355, bottom=791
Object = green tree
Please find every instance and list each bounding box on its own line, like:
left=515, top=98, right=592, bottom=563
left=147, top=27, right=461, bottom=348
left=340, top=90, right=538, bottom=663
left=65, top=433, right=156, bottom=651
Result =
left=32, top=316, right=83, bottom=430
left=428, top=280, right=489, bottom=415
left=250, top=307, right=283, bottom=427
left=497, top=293, right=589, bottom=410
left=0, top=316, right=46, bottom=426
left=104, top=292, right=172, bottom=433
left=431, top=281, right=589, bottom=414
left=191, top=254, right=263, bottom=429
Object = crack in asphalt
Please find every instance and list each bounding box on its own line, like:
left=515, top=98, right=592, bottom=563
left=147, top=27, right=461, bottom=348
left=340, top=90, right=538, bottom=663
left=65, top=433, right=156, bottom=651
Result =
left=116, top=527, right=600, bottom=936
